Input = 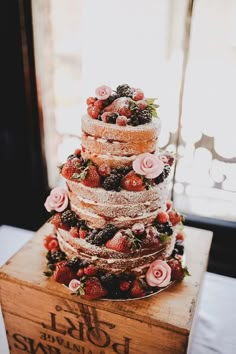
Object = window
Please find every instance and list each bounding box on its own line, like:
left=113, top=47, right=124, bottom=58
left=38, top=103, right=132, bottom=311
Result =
left=32, top=0, right=236, bottom=222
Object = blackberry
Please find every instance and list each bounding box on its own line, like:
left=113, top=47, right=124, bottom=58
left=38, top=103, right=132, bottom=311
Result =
left=102, top=94, right=118, bottom=108
left=102, top=174, right=122, bottom=191
left=107, top=112, right=119, bottom=124
left=85, top=229, right=99, bottom=244
left=100, top=273, right=119, bottom=291
left=112, top=166, right=132, bottom=176
left=130, top=107, right=152, bottom=126
left=174, top=241, right=184, bottom=256
left=155, top=222, right=173, bottom=236
left=91, top=224, right=118, bottom=246
left=116, top=84, right=134, bottom=98
left=66, top=257, right=82, bottom=271
left=61, top=210, right=78, bottom=227
left=138, top=108, right=152, bottom=124
left=76, top=219, right=89, bottom=230
left=155, top=165, right=171, bottom=185
left=46, top=250, right=66, bottom=264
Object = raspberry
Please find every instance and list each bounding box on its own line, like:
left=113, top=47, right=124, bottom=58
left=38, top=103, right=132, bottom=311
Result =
left=79, top=228, right=87, bottom=239
left=116, top=115, right=128, bottom=126
left=136, top=100, right=147, bottom=110
left=132, top=89, right=144, bottom=101
left=98, top=163, right=111, bottom=177
left=70, top=227, right=80, bottom=238
left=51, top=213, right=69, bottom=230
left=120, top=280, right=131, bottom=291
left=43, top=235, right=59, bottom=251
left=77, top=268, right=84, bottom=277
left=176, top=231, right=185, bottom=241
left=118, top=107, right=132, bottom=117
left=94, top=99, right=103, bottom=109
left=86, top=97, right=96, bottom=105
left=166, top=200, right=173, bottom=211
left=87, top=105, right=100, bottom=119
left=74, top=148, right=81, bottom=157
left=156, top=212, right=169, bottom=224
left=101, top=112, right=110, bottom=123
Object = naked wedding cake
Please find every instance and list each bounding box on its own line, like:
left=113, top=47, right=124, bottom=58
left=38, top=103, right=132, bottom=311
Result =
left=43, top=84, right=189, bottom=300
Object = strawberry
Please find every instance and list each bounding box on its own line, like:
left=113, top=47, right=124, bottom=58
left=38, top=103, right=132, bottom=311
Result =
left=116, top=115, right=128, bottom=126
left=43, top=234, right=59, bottom=251
left=168, top=259, right=185, bottom=281
left=121, top=171, right=145, bottom=192
left=70, top=227, right=80, bottom=238
left=87, top=105, right=100, bottom=119
left=132, top=89, right=144, bottom=101
left=83, top=277, right=108, bottom=300
left=84, top=264, right=97, bottom=276
left=104, top=97, right=131, bottom=117
left=51, top=213, right=70, bottom=230
left=156, top=212, right=169, bottom=224
left=53, top=261, right=75, bottom=286
left=60, top=158, right=81, bottom=180
left=86, top=97, right=96, bottom=105
left=168, top=210, right=182, bottom=226
left=98, top=163, right=111, bottom=177
left=142, top=226, right=161, bottom=249
left=105, top=231, right=131, bottom=253
left=129, top=279, right=145, bottom=298
left=79, top=228, right=87, bottom=239
left=81, top=166, right=101, bottom=187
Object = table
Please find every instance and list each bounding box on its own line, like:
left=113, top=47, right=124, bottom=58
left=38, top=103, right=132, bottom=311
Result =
left=0, top=224, right=235, bottom=354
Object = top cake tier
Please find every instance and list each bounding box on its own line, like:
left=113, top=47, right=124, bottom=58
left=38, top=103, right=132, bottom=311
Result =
left=81, top=114, right=161, bottom=168
left=82, top=84, right=161, bottom=168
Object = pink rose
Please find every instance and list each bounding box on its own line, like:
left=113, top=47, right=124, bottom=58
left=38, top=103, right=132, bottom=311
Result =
left=95, top=85, right=112, bottom=100
left=44, top=187, right=68, bottom=212
left=68, top=279, right=81, bottom=293
left=146, top=260, right=171, bottom=287
left=132, top=153, right=164, bottom=179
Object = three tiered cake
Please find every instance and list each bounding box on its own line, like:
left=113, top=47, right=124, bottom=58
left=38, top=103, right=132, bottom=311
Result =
left=43, top=84, right=189, bottom=300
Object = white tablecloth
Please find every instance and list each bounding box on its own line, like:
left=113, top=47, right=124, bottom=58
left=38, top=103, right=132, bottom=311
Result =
left=0, top=225, right=236, bottom=354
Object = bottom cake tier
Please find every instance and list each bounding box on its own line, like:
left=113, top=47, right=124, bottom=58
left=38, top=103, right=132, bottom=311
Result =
left=43, top=211, right=189, bottom=300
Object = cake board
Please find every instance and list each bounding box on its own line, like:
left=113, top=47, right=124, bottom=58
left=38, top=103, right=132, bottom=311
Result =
left=0, top=223, right=212, bottom=354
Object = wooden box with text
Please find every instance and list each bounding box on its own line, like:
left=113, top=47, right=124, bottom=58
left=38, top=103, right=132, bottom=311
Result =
left=0, top=224, right=212, bottom=354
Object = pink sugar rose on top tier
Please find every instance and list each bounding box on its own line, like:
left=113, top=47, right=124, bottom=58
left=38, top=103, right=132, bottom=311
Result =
left=133, top=153, right=165, bottom=179
left=146, top=260, right=171, bottom=287
left=44, top=187, right=68, bottom=212
left=95, top=85, right=112, bottom=100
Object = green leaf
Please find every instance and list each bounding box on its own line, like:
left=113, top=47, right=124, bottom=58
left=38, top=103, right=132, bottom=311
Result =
left=159, top=234, right=171, bottom=243
left=146, top=98, right=158, bottom=105
left=183, top=266, right=191, bottom=277
left=43, top=271, right=53, bottom=277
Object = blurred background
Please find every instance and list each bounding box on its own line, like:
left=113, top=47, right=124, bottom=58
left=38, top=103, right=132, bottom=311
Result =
left=1, top=0, right=235, bottom=276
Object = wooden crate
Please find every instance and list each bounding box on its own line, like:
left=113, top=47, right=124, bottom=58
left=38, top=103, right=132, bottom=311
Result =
left=0, top=224, right=212, bottom=354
